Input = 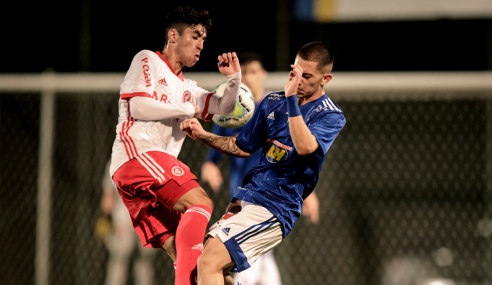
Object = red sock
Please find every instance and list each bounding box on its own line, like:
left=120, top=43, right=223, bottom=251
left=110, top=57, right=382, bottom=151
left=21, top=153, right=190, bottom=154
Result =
left=175, top=205, right=212, bottom=285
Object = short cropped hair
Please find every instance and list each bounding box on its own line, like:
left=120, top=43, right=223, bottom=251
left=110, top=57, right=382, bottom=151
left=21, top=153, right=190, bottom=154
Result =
left=164, top=6, right=212, bottom=47
left=238, top=52, right=266, bottom=69
left=297, top=42, right=334, bottom=72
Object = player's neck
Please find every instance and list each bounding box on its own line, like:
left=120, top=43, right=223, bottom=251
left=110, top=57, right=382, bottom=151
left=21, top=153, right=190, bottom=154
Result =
left=161, top=48, right=184, bottom=76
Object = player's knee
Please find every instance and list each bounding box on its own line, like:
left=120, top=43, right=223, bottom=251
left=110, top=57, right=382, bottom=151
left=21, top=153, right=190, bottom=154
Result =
left=187, top=187, right=214, bottom=210
left=197, top=195, right=214, bottom=211
left=197, top=252, right=216, bottom=273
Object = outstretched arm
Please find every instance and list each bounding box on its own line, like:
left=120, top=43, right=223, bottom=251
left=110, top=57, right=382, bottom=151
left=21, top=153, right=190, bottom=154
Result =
left=206, top=52, right=242, bottom=116
left=180, top=118, right=251, bottom=158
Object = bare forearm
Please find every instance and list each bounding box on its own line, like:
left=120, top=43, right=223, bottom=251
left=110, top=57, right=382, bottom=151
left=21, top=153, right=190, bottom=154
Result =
left=201, top=133, right=250, bottom=158
left=288, top=116, right=319, bottom=155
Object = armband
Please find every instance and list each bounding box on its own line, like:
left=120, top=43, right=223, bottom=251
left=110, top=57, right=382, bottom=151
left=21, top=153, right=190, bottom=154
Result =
left=286, top=95, right=301, bottom=117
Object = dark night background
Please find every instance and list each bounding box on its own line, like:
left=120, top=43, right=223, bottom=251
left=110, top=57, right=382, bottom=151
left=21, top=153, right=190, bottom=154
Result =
left=2, top=0, right=491, bottom=74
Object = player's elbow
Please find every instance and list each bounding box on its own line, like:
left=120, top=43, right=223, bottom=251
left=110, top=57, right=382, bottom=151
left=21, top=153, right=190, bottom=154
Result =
left=224, top=100, right=237, bottom=115
left=296, top=143, right=318, bottom=156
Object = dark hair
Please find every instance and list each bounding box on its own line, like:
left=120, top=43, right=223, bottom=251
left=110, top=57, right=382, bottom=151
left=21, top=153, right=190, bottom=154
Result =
left=237, top=52, right=266, bottom=69
left=164, top=6, right=212, bottom=47
left=297, top=41, right=334, bottom=71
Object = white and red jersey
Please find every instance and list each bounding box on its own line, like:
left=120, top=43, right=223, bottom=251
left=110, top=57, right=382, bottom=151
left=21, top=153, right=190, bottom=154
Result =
left=110, top=50, right=221, bottom=176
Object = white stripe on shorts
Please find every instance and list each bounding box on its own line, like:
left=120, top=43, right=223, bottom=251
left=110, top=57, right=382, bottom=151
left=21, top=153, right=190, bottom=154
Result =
left=136, top=154, right=165, bottom=184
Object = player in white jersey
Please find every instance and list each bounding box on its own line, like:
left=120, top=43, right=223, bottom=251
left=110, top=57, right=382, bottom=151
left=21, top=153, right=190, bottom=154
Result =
left=109, top=6, right=241, bottom=285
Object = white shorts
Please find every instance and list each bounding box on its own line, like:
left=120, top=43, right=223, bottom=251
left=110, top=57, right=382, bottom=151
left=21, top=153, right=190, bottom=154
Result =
left=207, top=200, right=283, bottom=272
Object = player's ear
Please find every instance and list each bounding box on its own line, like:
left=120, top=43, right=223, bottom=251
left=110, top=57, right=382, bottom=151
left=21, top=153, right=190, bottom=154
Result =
left=321, top=73, right=333, bottom=86
left=168, top=29, right=178, bottom=44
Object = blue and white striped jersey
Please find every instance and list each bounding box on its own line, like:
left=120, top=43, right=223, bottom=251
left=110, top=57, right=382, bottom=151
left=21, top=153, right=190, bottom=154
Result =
left=234, top=91, right=346, bottom=237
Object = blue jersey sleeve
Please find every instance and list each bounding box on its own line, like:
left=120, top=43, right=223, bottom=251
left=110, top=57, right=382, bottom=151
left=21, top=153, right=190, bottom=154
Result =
left=309, top=112, right=346, bottom=154
left=235, top=96, right=268, bottom=154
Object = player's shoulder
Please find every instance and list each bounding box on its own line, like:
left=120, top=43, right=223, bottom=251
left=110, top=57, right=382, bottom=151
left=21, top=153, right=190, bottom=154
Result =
left=183, top=77, right=199, bottom=88
left=316, top=96, right=346, bottom=127
left=131, top=50, right=160, bottom=62
left=326, top=96, right=343, bottom=113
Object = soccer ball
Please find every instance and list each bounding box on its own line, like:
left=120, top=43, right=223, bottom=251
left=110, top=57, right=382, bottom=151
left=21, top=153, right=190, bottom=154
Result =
left=212, top=82, right=255, bottom=129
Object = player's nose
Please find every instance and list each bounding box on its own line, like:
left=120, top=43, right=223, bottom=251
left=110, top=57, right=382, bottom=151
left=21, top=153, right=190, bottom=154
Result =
left=197, top=40, right=204, bottom=50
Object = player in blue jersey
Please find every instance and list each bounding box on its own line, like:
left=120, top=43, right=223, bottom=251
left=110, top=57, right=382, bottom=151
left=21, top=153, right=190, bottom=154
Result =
left=201, top=52, right=320, bottom=285
left=181, top=41, right=345, bottom=285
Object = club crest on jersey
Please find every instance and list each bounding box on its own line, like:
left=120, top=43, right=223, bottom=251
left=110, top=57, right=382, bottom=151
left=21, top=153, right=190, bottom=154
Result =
left=183, top=91, right=191, bottom=102
left=171, top=166, right=185, bottom=176
left=266, top=139, right=291, bottom=163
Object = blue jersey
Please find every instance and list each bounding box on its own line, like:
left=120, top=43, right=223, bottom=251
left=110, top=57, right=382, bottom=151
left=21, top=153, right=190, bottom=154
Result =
left=234, top=91, right=346, bottom=238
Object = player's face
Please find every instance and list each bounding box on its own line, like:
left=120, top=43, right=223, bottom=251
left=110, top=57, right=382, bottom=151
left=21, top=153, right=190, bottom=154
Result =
left=294, top=56, right=329, bottom=99
left=241, top=61, right=267, bottom=101
left=175, top=25, right=207, bottom=67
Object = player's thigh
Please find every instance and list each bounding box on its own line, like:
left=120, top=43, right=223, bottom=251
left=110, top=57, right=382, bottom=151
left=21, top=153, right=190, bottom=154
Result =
left=172, top=186, right=213, bottom=213
left=199, top=236, right=234, bottom=271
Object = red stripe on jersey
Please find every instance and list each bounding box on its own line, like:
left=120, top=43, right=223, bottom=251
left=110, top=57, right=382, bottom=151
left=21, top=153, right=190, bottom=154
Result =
left=201, top=93, right=215, bottom=121
left=119, top=121, right=132, bottom=159
left=126, top=121, right=138, bottom=157
left=125, top=102, right=138, bottom=157
left=119, top=101, right=139, bottom=159
left=121, top=121, right=136, bottom=158
left=121, top=92, right=152, bottom=99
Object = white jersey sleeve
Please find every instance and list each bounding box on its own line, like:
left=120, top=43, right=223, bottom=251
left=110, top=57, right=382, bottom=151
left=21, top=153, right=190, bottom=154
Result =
left=188, top=71, right=241, bottom=121
left=120, top=50, right=157, bottom=99
left=129, top=96, right=195, bottom=120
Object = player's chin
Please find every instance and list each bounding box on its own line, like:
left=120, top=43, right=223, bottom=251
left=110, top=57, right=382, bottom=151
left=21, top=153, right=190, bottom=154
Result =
left=186, top=58, right=199, bottom=67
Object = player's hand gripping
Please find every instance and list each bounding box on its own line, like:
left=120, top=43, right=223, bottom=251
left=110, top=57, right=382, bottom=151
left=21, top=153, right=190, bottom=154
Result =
left=284, top=64, right=303, bottom=97
left=218, top=52, right=241, bottom=76
left=180, top=118, right=208, bottom=141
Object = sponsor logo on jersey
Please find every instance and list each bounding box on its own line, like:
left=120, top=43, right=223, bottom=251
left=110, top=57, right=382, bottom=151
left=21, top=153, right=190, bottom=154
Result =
left=160, top=94, right=168, bottom=103
left=267, top=112, right=275, bottom=120
left=267, top=139, right=293, bottom=151
left=222, top=227, right=231, bottom=236
left=265, top=139, right=291, bottom=163
left=141, top=57, right=152, bottom=87
left=268, top=93, right=283, bottom=100
left=157, top=78, right=168, bottom=86
left=183, top=91, right=191, bottom=102
left=171, top=166, right=184, bottom=176
left=151, top=91, right=170, bottom=104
